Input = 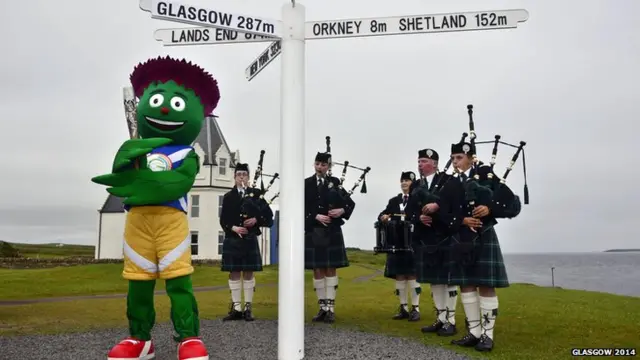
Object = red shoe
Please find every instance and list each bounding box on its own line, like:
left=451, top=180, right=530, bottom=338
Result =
left=107, top=337, right=155, bottom=360
left=177, top=337, right=209, bottom=360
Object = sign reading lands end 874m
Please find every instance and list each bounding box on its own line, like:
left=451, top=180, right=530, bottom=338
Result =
left=305, top=9, right=529, bottom=40
left=138, top=0, right=282, bottom=38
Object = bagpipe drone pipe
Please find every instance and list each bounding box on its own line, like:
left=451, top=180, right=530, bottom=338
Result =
left=459, top=104, right=529, bottom=218
left=321, top=135, right=371, bottom=213
left=239, top=150, right=279, bottom=230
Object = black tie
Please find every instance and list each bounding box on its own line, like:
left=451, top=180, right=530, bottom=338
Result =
left=424, top=178, right=429, bottom=189
left=402, top=195, right=408, bottom=206
left=317, top=178, right=323, bottom=187
left=460, top=173, right=468, bottom=182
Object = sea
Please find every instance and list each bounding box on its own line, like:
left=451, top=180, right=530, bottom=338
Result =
left=503, top=252, right=640, bottom=297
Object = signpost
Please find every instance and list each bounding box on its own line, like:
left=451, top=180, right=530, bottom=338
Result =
left=138, top=2, right=529, bottom=359
left=245, top=41, right=282, bottom=81
left=154, top=27, right=275, bottom=46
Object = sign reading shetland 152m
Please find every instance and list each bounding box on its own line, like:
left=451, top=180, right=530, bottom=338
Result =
left=139, top=0, right=282, bottom=38
left=305, top=9, right=529, bottom=39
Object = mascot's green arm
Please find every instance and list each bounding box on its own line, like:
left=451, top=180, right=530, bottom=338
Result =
left=108, top=151, right=201, bottom=206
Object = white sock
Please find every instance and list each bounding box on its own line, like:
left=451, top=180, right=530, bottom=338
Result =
left=325, top=276, right=338, bottom=312
left=228, top=279, right=242, bottom=311
left=243, top=277, right=255, bottom=304
left=408, top=280, right=421, bottom=310
left=446, top=285, right=458, bottom=325
left=313, top=278, right=327, bottom=310
left=395, top=280, right=408, bottom=309
left=430, top=284, right=447, bottom=323
left=479, top=295, right=499, bottom=340
left=461, top=291, right=481, bottom=338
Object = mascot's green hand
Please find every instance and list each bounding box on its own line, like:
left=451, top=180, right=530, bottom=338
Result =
left=91, top=170, right=136, bottom=187
left=108, top=165, right=196, bottom=206
left=112, top=137, right=173, bottom=172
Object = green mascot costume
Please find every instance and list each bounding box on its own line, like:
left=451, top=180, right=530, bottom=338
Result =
left=93, top=56, right=220, bottom=360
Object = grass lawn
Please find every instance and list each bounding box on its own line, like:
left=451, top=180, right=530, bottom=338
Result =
left=1, top=250, right=638, bottom=359
left=7, top=242, right=95, bottom=258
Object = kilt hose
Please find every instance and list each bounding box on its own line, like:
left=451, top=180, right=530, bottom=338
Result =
left=414, top=236, right=450, bottom=285
left=447, top=226, right=509, bottom=288
left=383, top=251, right=416, bottom=279
left=304, top=226, right=349, bottom=270
left=221, top=234, right=263, bottom=272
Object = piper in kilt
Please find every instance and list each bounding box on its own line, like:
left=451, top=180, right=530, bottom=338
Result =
left=409, top=149, right=464, bottom=337
left=305, top=152, right=355, bottom=324
left=447, top=141, right=515, bottom=352
left=379, top=171, right=421, bottom=321
left=219, top=163, right=274, bottom=322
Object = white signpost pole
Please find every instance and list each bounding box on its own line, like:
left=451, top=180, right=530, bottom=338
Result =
left=277, top=3, right=306, bottom=359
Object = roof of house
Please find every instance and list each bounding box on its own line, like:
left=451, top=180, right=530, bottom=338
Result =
left=99, top=116, right=234, bottom=213
left=195, top=115, right=236, bottom=166
left=100, top=194, right=125, bottom=213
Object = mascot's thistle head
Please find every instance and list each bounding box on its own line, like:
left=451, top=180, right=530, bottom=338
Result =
left=130, top=56, right=220, bottom=145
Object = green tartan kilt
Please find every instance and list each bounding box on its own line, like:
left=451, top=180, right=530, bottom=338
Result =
left=221, top=234, right=263, bottom=272
left=446, top=226, right=509, bottom=288
left=414, top=237, right=450, bottom=285
left=383, top=251, right=416, bottom=279
left=304, top=226, right=349, bottom=270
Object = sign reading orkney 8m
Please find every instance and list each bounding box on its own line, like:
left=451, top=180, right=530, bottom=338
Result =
left=305, top=9, right=529, bottom=39
left=139, top=0, right=282, bottom=37
left=154, top=27, right=275, bottom=46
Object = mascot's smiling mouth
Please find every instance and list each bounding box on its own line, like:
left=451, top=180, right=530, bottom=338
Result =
left=145, top=117, right=185, bottom=131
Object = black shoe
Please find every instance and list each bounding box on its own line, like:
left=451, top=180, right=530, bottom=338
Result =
left=408, top=306, right=421, bottom=322
left=222, top=302, right=244, bottom=321
left=392, top=305, right=410, bottom=320
left=474, top=334, right=493, bottom=351
left=312, top=300, right=328, bottom=322
left=451, top=333, right=480, bottom=347
left=421, top=319, right=443, bottom=333
left=243, top=302, right=255, bottom=322
left=437, top=322, right=457, bottom=336
left=324, top=310, right=335, bottom=324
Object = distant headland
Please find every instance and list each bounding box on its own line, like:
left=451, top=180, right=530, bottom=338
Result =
left=604, top=249, right=640, bottom=253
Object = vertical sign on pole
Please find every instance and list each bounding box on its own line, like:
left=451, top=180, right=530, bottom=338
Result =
left=278, top=4, right=306, bottom=359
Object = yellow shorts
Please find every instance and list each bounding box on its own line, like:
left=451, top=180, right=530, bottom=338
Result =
left=122, top=206, right=193, bottom=281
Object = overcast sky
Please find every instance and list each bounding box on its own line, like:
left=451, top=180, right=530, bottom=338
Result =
left=0, top=0, right=637, bottom=253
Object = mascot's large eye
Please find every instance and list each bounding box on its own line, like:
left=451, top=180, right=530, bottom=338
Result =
left=171, top=97, right=186, bottom=112
left=149, top=94, right=164, bottom=108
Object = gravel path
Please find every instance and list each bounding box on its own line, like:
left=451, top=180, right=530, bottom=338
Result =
left=0, top=319, right=472, bottom=360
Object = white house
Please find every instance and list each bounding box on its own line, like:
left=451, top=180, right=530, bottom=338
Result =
left=95, top=115, right=272, bottom=264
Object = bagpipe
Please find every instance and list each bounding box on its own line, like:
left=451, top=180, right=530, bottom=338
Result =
left=321, top=136, right=371, bottom=212
left=239, top=150, right=278, bottom=229
left=458, top=104, right=529, bottom=219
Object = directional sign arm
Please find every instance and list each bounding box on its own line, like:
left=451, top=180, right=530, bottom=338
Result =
left=139, top=0, right=283, bottom=38
left=154, top=27, right=276, bottom=46
left=305, top=9, right=529, bottom=40
left=245, top=41, right=282, bottom=81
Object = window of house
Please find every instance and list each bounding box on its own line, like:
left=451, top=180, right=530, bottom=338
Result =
left=218, top=195, right=224, bottom=217
left=191, top=231, right=199, bottom=256
left=219, top=158, right=227, bottom=175
left=190, top=195, right=199, bottom=218
left=218, top=230, right=225, bottom=255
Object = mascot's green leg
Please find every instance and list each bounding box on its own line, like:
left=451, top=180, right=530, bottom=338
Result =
left=166, top=275, right=200, bottom=341
left=127, top=280, right=157, bottom=341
